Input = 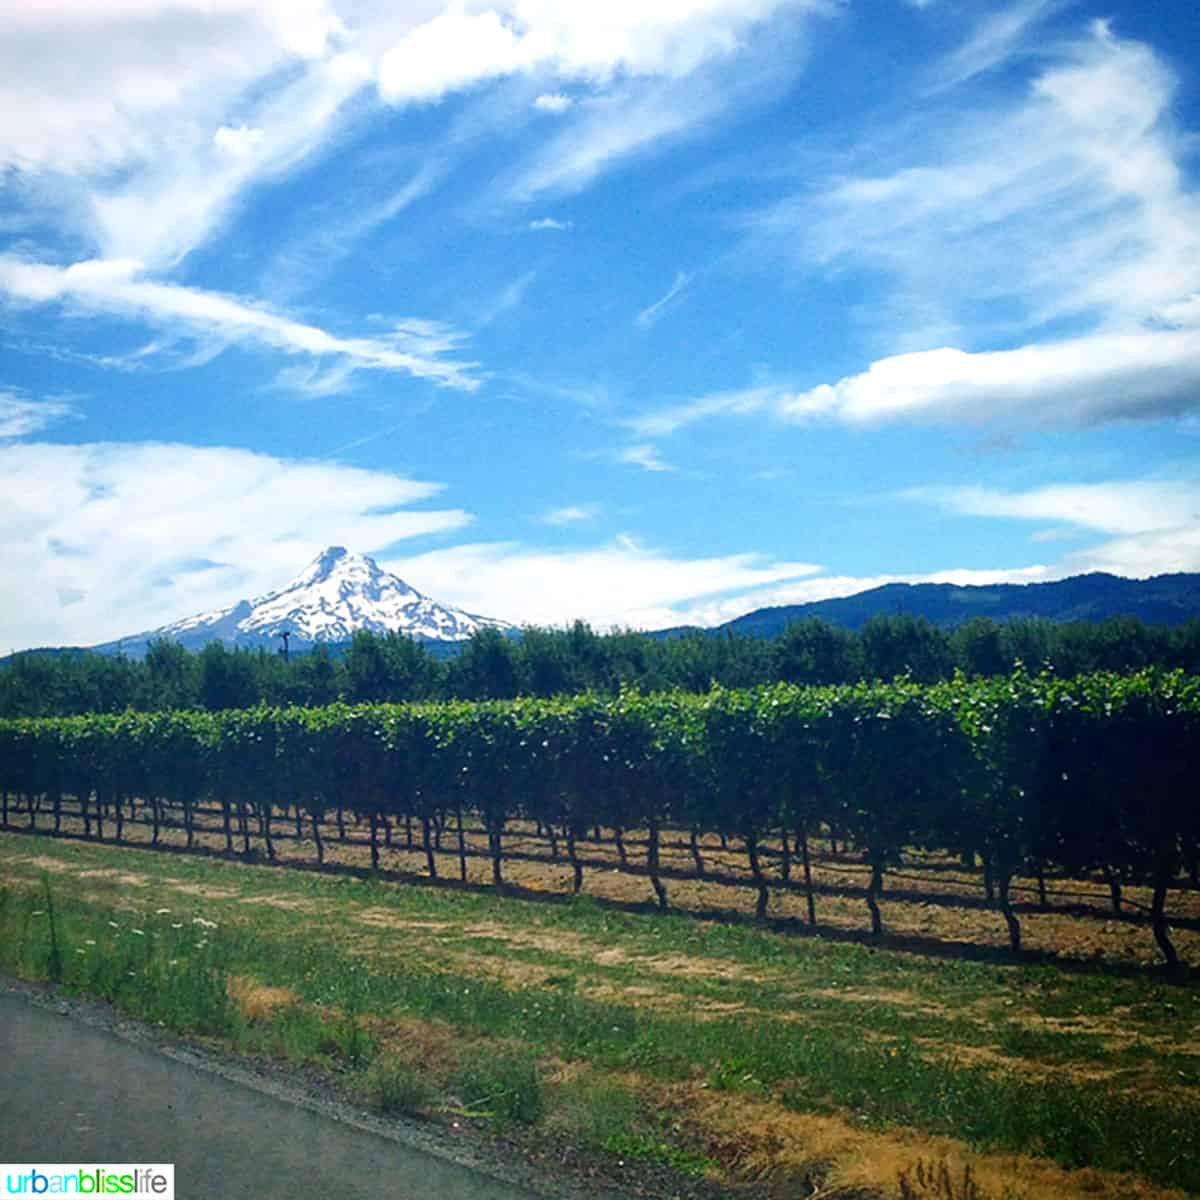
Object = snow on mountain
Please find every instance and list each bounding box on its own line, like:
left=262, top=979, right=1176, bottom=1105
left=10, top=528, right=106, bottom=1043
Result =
left=98, top=547, right=514, bottom=656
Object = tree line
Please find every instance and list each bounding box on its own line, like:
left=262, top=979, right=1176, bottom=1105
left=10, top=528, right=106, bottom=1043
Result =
left=4, top=613, right=1200, bottom=719
left=1, top=668, right=1196, bottom=965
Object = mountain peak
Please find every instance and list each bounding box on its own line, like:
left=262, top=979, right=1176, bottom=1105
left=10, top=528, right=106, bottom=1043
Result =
left=98, top=547, right=513, bottom=656
left=316, top=544, right=349, bottom=568
left=297, top=544, right=360, bottom=585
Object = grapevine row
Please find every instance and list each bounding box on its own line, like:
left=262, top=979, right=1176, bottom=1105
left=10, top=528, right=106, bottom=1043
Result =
left=1, top=670, right=1197, bottom=964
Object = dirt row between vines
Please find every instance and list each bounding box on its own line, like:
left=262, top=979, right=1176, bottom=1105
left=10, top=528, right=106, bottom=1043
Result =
left=7, top=796, right=1200, bottom=967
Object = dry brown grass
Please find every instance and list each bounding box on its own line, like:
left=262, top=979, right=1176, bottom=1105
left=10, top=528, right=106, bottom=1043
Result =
left=227, top=974, right=299, bottom=1021
left=679, top=1085, right=1190, bottom=1200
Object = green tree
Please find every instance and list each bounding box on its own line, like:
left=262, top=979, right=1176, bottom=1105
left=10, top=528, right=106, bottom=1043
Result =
left=860, top=615, right=954, bottom=684
left=448, top=628, right=518, bottom=700
left=950, top=617, right=1009, bottom=678
left=138, top=640, right=198, bottom=710
left=198, top=643, right=258, bottom=712
left=771, top=618, right=861, bottom=685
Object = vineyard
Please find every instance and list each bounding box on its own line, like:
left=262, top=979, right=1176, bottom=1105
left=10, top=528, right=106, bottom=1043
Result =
left=2, top=668, right=1198, bottom=966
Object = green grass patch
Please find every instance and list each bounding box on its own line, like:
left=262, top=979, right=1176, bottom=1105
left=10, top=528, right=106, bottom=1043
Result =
left=451, top=1047, right=543, bottom=1126
left=359, top=1057, right=435, bottom=1117
left=3, top=834, right=1200, bottom=1194
left=602, top=1131, right=714, bottom=1178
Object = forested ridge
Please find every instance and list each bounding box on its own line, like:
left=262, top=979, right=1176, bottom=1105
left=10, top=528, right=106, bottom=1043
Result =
left=2, top=668, right=1197, bottom=965
left=4, top=611, right=1200, bottom=718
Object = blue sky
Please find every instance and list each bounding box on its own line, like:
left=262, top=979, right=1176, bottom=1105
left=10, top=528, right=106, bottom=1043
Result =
left=2, top=0, right=1199, bottom=650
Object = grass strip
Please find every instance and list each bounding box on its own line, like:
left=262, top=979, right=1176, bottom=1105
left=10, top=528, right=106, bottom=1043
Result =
left=2, top=874, right=1198, bottom=1193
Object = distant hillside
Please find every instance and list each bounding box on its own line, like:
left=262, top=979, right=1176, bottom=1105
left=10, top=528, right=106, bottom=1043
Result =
left=715, top=572, right=1200, bottom=638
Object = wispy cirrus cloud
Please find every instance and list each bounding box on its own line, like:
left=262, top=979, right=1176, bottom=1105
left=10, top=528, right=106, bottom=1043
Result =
left=636, top=20, right=1200, bottom=438
left=475, top=269, right=538, bottom=329
left=903, top=478, right=1200, bottom=537
left=263, top=160, right=448, bottom=301
left=615, top=443, right=676, bottom=473
left=494, top=2, right=829, bottom=204
left=636, top=270, right=695, bottom=329
left=0, top=257, right=479, bottom=392
left=902, top=476, right=1200, bottom=580
left=539, top=503, right=600, bottom=526
left=765, top=21, right=1200, bottom=338
left=761, top=21, right=1200, bottom=340
left=0, top=392, right=76, bottom=440
left=627, top=384, right=779, bottom=438
left=926, top=0, right=1068, bottom=92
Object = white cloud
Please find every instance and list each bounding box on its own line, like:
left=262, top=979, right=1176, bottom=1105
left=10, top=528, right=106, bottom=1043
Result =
left=540, top=504, right=599, bottom=526
left=1068, top=525, right=1200, bottom=579
left=630, top=324, right=1200, bottom=434
left=1029, top=528, right=1080, bottom=544
left=616, top=443, right=676, bottom=472
left=901, top=478, right=1200, bottom=583
left=755, top=22, right=1200, bottom=355
left=627, top=384, right=777, bottom=437
left=0, top=257, right=479, bottom=392
left=505, top=81, right=725, bottom=201
left=264, top=160, right=448, bottom=300
left=378, top=0, right=814, bottom=107
left=88, top=50, right=371, bottom=267
left=0, top=1, right=342, bottom=175
left=779, top=328, right=1200, bottom=428
left=385, top=536, right=822, bottom=630
left=475, top=269, right=537, bottom=328
left=635, top=270, right=694, bottom=329
left=0, top=393, right=76, bottom=440
left=534, top=92, right=573, bottom=113
left=494, top=2, right=827, bottom=203
left=3, top=2, right=826, bottom=268
left=927, top=0, right=1066, bottom=92
left=379, top=8, right=536, bottom=105
left=528, top=217, right=573, bottom=231
left=0, top=0, right=364, bottom=266
left=213, top=123, right=265, bottom=159
left=0, top=440, right=472, bottom=651
left=905, top=479, right=1200, bottom=537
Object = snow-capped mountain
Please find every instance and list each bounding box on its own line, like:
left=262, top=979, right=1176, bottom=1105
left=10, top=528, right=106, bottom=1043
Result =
left=95, top=547, right=514, bottom=657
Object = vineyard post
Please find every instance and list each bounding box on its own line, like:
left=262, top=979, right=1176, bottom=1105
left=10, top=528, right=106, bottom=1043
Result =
left=1151, top=862, right=1179, bottom=969
left=797, top=819, right=816, bottom=926
left=369, top=810, right=380, bottom=871
left=422, top=813, right=438, bottom=878
left=1103, top=866, right=1123, bottom=914
left=455, top=797, right=467, bottom=881
left=647, top=815, right=668, bottom=911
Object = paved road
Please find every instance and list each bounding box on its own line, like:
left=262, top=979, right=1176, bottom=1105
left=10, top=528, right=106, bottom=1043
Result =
left=0, top=989, right=552, bottom=1199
